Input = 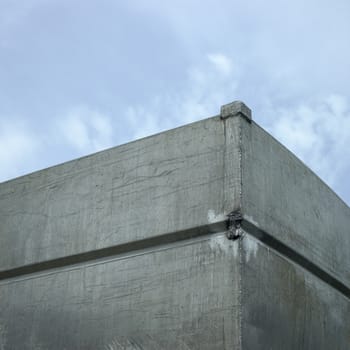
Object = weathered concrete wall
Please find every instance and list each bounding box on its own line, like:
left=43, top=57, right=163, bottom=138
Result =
left=0, top=115, right=241, bottom=274
left=241, top=120, right=350, bottom=292
left=239, top=115, right=350, bottom=348
left=0, top=101, right=349, bottom=349
left=241, top=234, right=350, bottom=349
left=0, top=233, right=240, bottom=350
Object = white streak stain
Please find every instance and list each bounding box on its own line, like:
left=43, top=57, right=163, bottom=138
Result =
left=209, top=234, right=238, bottom=258
left=243, top=236, right=259, bottom=262
left=207, top=209, right=226, bottom=224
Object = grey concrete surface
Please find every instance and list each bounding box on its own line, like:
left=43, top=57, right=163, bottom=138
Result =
left=0, top=233, right=240, bottom=350
left=0, top=115, right=241, bottom=273
left=241, top=233, right=350, bottom=349
left=0, top=100, right=349, bottom=349
left=241, top=120, right=350, bottom=289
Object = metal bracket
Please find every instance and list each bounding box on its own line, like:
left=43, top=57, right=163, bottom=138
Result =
left=226, top=210, right=243, bottom=240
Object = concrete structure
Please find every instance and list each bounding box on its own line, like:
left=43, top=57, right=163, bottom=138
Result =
left=0, top=101, right=349, bottom=349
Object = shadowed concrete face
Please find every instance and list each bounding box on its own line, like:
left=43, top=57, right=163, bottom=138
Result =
left=0, top=101, right=349, bottom=349
left=241, top=119, right=350, bottom=291
left=241, top=234, right=350, bottom=349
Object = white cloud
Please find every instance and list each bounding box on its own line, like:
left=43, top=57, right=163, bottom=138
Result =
left=125, top=104, right=162, bottom=140
left=0, top=119, right=40, bottom=181
left=266, top=95, right=350, bottom=188
left=207, top=53, right=233, bottom=76
left=125, top=52, right=239, bottom=138
left=0, top=106, right=115, bottom=182
left=59, top=106, right=114, bottom=153
left=124, top=56, right=350, bottom=202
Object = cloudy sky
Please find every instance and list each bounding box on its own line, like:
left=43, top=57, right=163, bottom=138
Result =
left=1, top=0, right=349, bottom=205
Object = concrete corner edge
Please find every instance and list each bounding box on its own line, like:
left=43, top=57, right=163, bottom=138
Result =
left=220, top=101, right=252, bottom=123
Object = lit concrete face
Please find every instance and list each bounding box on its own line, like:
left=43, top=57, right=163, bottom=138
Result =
left=0, top=115, right=241, bottom=273
left=0, top=101, right=349, bottom=349
left=0, top=234, right=240, bottom=349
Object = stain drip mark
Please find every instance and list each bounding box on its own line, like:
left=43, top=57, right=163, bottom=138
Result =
left=242, top=219, right=350, bottom=300
left=226, top=210, right=243, bottom=240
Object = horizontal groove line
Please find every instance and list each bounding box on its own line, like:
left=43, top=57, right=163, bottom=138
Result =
left=0, top=221, right=226, bottom=281
left=241, top=219, right=350, bottom=300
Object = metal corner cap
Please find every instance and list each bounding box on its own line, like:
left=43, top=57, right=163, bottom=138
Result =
left=220, top=100, right=252, bottom=122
